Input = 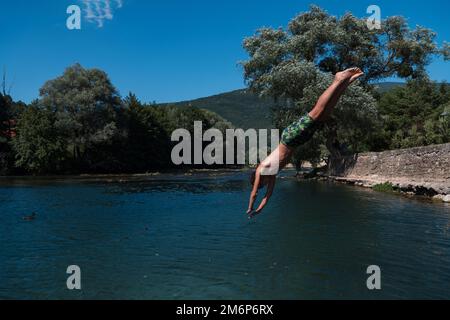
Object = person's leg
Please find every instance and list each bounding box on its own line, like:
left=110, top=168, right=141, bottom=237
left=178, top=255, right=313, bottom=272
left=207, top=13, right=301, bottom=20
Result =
left=309, top=68, right=363, bottom=122
left=280, top=67, right=363, bottom=151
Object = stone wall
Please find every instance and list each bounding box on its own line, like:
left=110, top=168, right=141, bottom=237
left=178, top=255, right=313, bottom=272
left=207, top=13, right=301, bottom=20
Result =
left=328, top=143, right=450, bottom=195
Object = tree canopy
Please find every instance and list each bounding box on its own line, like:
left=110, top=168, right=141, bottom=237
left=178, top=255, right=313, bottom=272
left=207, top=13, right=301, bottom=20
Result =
left=376, top=80, right=450, bottom=150
left=243, top=5, right=446, bottom=86
left=242, top=5, right=448, bottom=167
left=38, top=63, right=123, bottom=170
left=9, top=64, right=233, bottom=174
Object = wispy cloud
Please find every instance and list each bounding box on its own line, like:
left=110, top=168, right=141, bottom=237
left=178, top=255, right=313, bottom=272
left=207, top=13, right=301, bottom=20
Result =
left=82, top=0, right=123, bottom=28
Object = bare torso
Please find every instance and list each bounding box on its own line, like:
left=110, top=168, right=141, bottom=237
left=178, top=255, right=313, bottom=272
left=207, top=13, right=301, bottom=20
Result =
left=259, top=143, right=293, bottom=176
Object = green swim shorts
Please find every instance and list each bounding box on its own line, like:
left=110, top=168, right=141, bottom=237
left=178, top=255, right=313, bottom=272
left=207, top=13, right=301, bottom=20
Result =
left=281, top=113, right=320, bottom=148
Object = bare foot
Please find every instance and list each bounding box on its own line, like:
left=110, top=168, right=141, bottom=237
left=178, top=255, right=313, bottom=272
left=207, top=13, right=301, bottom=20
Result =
left=349, top=68, right=364, bottom=84
left=334, top=67, right=364, bottom=84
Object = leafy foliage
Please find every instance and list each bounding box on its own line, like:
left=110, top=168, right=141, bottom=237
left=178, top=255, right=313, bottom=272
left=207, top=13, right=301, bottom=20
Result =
left=243, top=5, right=445, bottom=85
left=0, top=93, right=26, bottom=174
left=241, top=5, right=447, bottom=167
left=38, top=63, right=123, bottom=171
left=7, top=64, right=233, bottom=175
left=13, top=103, right=66, bottom=173
left=373, top=182, right=395, bottom=193
left=376, top=80, right=450, bottom=150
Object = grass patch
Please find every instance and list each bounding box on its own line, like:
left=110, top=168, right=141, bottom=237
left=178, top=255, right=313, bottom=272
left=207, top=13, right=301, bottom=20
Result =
left=372, top=182, right=396, bottom=193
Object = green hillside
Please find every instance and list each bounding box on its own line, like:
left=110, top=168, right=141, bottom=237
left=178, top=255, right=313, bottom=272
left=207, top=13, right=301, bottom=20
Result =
left=375, top=82, right=406, bottom=93
left=167, top=83, right=408, bottom=129
left=166, top=89, right=277, bottom=129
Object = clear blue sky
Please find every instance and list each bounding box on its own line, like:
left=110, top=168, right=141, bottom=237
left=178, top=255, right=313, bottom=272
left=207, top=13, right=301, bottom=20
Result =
left=1, top=0, right=449, bottom=104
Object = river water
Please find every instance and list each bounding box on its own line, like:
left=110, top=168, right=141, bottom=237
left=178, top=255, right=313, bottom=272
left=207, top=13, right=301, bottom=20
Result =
left=0, top=170, right=449, bottom=299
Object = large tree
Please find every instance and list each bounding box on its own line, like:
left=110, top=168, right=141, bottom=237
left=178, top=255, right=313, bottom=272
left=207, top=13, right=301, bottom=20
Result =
left=39, top=63, right=123, bottom=170
left=242, top=5, right=447, bottom=166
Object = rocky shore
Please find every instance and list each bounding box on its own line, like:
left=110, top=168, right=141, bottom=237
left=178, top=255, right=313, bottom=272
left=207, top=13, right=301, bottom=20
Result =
left=323, top=143, right=450, bottom=203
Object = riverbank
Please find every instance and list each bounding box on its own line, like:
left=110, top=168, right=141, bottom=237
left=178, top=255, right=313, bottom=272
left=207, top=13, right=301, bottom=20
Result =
left=312, top=175, right=450, bottom=203
left=323, top=143, right=450, bottom=203
left=0, top=168, right=249, bottom=185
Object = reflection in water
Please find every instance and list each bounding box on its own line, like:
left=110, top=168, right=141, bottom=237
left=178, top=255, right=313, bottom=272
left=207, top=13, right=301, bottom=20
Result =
left=0, top=171, right=449, bottom=299
left=102, top=179, right=248, bottom=195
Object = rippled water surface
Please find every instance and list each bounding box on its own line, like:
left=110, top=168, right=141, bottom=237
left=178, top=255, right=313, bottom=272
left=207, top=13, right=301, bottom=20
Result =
left=0, top=171, right=449, bottom=299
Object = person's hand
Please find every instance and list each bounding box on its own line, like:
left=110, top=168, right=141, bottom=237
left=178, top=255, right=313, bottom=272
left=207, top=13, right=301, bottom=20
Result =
left=335, top=67, right=364, bottom=84
left=247, top=208, right=259, bottom=219
left=247, top=206, right=264, bottom=219
left=247, top=210, right=258, bottom=219
left=349, top=68, right=364, bottom=84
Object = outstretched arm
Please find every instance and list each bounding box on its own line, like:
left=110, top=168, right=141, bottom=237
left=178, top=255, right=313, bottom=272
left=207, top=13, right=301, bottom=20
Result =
left=247, top=168, right=261, bottom=214
left=253, top=178, right=276, bottom=216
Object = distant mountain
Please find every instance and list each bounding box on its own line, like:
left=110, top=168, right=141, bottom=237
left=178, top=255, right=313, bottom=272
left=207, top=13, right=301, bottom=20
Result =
left=165, top=89, right=277, bottom=129
left=166, top=83, right=409, bottom=129
left=374, top=82, right=406, bottom=93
